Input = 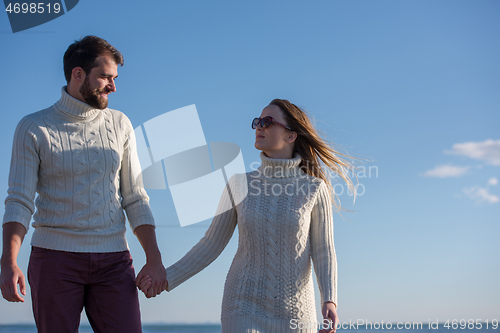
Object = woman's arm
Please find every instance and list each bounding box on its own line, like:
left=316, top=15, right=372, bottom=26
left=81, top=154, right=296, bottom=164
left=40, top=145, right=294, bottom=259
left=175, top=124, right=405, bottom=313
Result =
left=158, top=176, right=239, bottom=292
left=165, top=208, right=236, bottom=291
left=310, top=180, right=338, bottom=330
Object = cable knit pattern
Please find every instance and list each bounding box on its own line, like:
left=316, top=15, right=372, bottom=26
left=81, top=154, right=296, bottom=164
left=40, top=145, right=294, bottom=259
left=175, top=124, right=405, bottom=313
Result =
left=166, top=152, right=337, bottom=333
left=2, top=87, right=155, bottom=253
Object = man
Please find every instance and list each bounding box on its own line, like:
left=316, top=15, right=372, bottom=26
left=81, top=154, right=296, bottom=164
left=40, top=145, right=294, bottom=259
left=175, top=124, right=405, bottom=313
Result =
left=0, top=35, right=167, bottom=332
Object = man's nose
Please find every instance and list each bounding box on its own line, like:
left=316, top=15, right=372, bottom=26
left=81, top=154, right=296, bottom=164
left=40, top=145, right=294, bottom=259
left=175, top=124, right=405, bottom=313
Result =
left=108, top=78, right=116, bottom=92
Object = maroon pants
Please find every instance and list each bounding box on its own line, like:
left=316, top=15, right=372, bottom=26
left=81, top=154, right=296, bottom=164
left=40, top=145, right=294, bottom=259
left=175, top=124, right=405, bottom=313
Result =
left=28, top=246, right=142, bottom=333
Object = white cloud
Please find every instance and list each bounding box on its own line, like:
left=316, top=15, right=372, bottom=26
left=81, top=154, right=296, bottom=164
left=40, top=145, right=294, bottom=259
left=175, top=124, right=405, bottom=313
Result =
left=445, top=139, right=500, bottom=166
left=422, top=165, right=470, bottom=178
left=463, top=186, right=500, bottom=204
left=487, top=177, right=498, bottom=186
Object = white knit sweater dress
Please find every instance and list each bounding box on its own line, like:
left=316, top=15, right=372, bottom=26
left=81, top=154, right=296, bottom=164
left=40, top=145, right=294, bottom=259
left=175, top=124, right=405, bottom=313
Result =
left=166, top=152, right=337, bottom=333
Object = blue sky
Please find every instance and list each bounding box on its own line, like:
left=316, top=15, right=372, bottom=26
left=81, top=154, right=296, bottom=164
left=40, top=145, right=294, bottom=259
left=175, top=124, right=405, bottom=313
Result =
left=1, top=0, right=499, bottom=325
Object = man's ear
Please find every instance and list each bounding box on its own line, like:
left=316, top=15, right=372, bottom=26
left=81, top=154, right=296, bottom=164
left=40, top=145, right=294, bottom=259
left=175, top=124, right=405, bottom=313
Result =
left=71, top=67, right=85, bottom=84
left=286, top=131, right=298, bottom=143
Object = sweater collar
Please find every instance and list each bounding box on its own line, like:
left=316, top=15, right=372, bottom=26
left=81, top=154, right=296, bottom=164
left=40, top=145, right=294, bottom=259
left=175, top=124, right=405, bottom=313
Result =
left=54, top=86, right=102, bottom=120
left=259, top=152, right=303, bottom=178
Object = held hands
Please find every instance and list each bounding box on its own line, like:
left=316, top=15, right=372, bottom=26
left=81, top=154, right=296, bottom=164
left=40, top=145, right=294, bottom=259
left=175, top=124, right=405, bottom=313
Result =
left=0, top=262, right=26, bottom=302
left=135, top=259, right=167, bottom=298
left=137, top=273, right=168, bottom=297
left=133, top=225, right=167, bottom=298
left=319, top=301, right=339, bottom=333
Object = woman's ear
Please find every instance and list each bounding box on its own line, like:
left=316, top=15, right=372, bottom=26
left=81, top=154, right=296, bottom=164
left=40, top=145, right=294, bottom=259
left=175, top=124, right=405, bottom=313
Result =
left=286, top=131, right=298, bottom=143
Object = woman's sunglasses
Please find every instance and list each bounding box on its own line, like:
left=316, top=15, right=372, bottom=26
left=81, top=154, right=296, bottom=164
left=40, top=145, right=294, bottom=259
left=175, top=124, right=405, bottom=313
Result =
left=252, top=116, right=293, bottom=131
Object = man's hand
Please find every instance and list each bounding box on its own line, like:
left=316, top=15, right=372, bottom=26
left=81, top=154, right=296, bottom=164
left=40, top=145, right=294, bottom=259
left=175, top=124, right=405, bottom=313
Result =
left=0, top=262, right=26, bottom=302
left=133, top=225, right=167, bottom=298
left=320, top=301, right=339, bottom=333
left=135, top=259, right=167, bottom=298
left=1, top=222, right=27, bottom=302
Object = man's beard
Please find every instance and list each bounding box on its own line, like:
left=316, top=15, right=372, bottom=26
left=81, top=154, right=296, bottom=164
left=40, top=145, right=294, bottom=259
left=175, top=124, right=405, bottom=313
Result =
left=79, top=77, right=109, bottom=109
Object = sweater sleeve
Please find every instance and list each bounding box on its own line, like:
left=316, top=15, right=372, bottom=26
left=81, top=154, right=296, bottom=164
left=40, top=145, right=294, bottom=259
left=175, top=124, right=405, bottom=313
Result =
left=2, top=117, right=39, bottom=232
left=165, top=178, right=238, bottom=291
left=310, top=180, right=338, bottom=306
left=119, top=116, right=155, bottom=230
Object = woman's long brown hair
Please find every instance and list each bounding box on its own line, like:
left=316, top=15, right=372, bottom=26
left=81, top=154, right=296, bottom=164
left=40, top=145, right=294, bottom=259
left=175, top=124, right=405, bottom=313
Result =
left=270, top=99, right=358, bottom=211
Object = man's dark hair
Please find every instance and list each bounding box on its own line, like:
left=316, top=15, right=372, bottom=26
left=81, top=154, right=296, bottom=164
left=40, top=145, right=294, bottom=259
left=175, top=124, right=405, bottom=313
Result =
left=63, top=35, right=124, bottom=83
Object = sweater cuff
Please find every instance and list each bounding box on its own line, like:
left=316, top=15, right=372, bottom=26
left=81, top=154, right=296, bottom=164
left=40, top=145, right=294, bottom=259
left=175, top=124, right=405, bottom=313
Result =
left=165, top=264, right=186, bottom=291
left=3, top=202, right=32, bottom=231
left=129, top=214, right=155, bottom=231
left=125, top=200, right=155, bottom=230
left=320, top=290, right=337, bottom=307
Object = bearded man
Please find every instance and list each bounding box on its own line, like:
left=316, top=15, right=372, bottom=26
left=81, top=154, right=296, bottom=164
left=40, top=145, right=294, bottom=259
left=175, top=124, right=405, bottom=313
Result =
left=0, top=35, right=167, bottom=333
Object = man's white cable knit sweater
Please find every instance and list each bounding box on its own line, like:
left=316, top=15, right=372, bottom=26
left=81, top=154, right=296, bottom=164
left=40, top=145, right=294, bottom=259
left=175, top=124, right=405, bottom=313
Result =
left=166, top=152, right=337, bottom=333
left=2, top=87, right=154, bottom=253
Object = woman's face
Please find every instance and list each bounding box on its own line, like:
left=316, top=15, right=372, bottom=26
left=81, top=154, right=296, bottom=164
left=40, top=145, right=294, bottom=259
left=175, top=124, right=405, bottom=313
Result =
left=254, top=104, right=295, bottom=158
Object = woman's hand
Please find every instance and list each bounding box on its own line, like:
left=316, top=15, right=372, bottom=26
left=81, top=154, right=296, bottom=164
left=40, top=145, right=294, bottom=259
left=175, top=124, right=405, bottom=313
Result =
left=319, top=301, right=338, bottom=333
left=137, top=274, right=152, bottom=294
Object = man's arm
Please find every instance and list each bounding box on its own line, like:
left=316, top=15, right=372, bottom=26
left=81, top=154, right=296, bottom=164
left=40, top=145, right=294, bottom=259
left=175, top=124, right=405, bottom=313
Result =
left=133, top=225, right=167, bottom=298
left=0, top=222, right=27, bottom=302
left=1, top=117, right=39, bottom=303
left=117, top=115, right=166, bottom=297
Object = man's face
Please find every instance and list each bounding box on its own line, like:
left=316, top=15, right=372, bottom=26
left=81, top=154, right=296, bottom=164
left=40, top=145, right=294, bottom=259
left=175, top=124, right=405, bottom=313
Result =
left=79, top=55, right=118, bottom=109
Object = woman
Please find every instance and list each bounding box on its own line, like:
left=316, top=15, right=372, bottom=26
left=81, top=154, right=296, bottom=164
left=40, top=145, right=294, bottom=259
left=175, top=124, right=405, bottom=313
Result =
left=140, top=99, right=357, bottom=333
